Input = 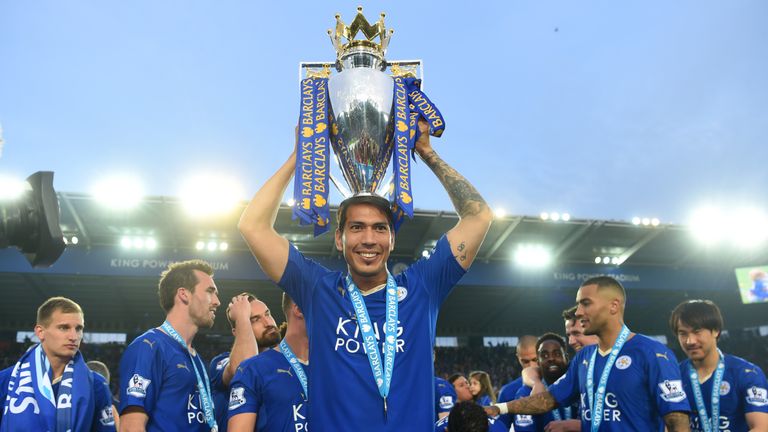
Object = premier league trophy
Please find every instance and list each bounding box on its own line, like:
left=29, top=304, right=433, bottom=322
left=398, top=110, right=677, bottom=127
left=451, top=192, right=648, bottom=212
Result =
left=292, top=7, right=445, bottom=235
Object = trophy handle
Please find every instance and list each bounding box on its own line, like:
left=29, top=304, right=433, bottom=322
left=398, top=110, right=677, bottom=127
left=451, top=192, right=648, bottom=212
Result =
left=329, top=173, right=352, bottom=199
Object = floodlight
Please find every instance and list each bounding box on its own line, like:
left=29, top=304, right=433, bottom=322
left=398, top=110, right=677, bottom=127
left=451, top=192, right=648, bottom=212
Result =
left=632, top=217, right=641, bottom=225
left=513, top=244, right=551, bottom=268
left=219, top=242, right=229, bottom=251
left=494, top=208, right=506, bottom=219
left=0, top=176, right=29, bottom=200
left=550, top=212, right=561, bottom=222
left=540, top=212, right=549, bottom=221
left=145, top=238, right=157, bottom=250
left=422, top=249, right=430, bottom=258
left=207, top=241, right=217, bottom=251
left=690, top=206, right=725, bottom=245
left=180, top=175, right=245, bottom=218
left=195, top=241, right=205, bottom=250
left=602, top=257, right=610, bottom=264
left=132, top=238, right=144, bottom=249
left=562, top=213, right=571, bottom=222
left=651, top=218, right=660, bottom=227
left=121, top=237, right=132, bottom=248
left=70, top=236, right=79, bottom=245
left=594, top=257, right=601, bottom=264
left=641, top=218, right=650, bottom=226
left=92, top=175, right=143, bottom=210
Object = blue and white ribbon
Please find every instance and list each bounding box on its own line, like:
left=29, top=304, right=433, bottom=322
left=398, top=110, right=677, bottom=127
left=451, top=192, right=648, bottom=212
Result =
left=687, top=350, right=725, bottom=432
left=279, top=339, right=309, bottom=401
left=161, top=321, right=218, bottom=432
left=586, top=325, right=630, bottom=432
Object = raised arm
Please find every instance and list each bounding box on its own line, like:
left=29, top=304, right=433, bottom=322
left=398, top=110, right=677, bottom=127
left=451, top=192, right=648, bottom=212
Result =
left=222, top=295, right=259, bottom=386
left=238, top=148, right=295, bottom=282
left=414, top=120, right=493, bottom=269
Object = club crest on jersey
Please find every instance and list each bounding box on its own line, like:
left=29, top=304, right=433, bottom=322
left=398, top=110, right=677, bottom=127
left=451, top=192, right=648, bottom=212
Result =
left=127, top=374, right=151, bottom=398
left=746, top=386, right=768, bottom=406
left=397, top=286, right=407, bottom=302
left=615, top=355, right=632, bottom=370
left=229, top=386, right=246, bottom=410
left=216, top=357, right=230, bottom=371
left=719, top=380, right=731, bottom=396
left=658, top=379, right=686, bottom=403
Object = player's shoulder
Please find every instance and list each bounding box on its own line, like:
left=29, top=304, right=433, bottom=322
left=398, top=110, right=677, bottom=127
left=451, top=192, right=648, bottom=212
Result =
left=210, top=351, right=231, bottom=370
left=724, top=353, right=765, bottom=377
left=435, top=376, right=450, bottom=387
left=240, top=349, right=282, bottom=372
left=629, top=334, right=676, bottom=359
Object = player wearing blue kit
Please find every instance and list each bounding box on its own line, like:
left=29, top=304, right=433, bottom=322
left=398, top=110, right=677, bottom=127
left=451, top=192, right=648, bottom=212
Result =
left=670, top=299, right=768, bottom=431
left=435, top=377, right=458, bottom=420
left=513, top=333, right=579, bottom=432
left=435, top=401, right=507, bottom=432
left=487, top=276, right=692, bottom=431
left=238, top=120, right=493, bottom=431
left=496, top=334, right=537, bottom=429
left=228, top=293, right=309, bottom=432
left=0, top=297, right=115, bottom=432
left=119, top=260, right=221, bottom=432
left=209, top=293, right=281, bottom=432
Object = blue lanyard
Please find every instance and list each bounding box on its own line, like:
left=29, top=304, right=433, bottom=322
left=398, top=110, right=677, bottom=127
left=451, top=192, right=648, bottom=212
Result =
left=542, top=379, right=571, bottom=421
left=279, top=339, right=309, bottom=401
left=345, top=273, right=399, bottom=413
left=586, top=325, right=630, bottom=432
left=161, top=321, right=218, bottom=431
left=687, top=350, right=725, bottom=432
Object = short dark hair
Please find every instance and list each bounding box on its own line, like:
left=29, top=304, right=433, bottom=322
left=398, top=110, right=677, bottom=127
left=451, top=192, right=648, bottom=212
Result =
left=447, top=401, right=489, bottom=432
left=562, top=306, right=577, bottom=322
left=37, top=297, right=83, bottom=327
left=669, top=299, right=724, bottom=336
left=448, top=373, right=466, bottom=385
left=536, top=332, right=567, bottom=353
left=158, top=260, right=214, bottom=313
left=226, top=292, right=258, bottom=330
left=336, top=194, right=394, bottom=231
left=581, top=276, right=626, bottom=304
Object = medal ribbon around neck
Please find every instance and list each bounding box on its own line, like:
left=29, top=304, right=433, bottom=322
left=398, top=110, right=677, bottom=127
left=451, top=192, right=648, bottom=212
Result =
left=161, top=321, right=218, bottom=432
left=344, top=272, right=399, bottom=406
left=541, top=379, right=571, bottom=421
left=279, top=339, right=309, bottom=400
left=586, top=324, right=630, bottom=432
left=687, top=349, right=725, bottom=432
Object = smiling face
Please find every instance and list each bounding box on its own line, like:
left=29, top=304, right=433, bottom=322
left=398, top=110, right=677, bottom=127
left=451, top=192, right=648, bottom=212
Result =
left=35, top=310, right=84, bottom=362
left=537, top=339, right=568, bottom=383
left=335, top=203, right=394, bottom=287
left=676, top=320, right=719, bottom=362
left=575, top=283, right=618, bottom=336
left=187, top=270, right=221, bottom=328
left=565, top=318, right=599, bottom=351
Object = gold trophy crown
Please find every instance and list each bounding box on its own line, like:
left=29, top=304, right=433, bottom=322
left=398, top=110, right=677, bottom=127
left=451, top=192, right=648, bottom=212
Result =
left=327, top=6, right=394, bottom=61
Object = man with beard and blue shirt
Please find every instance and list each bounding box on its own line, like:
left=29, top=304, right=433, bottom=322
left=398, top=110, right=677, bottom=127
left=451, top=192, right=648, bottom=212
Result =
left=0, top=297, right=115, bottom=432
left=227, top=293, right=309, bottom=431
left=119, top=260, right=221, bottom=432
left=513, top=333, right=579, bottom=432
left=237, top=120, right=493, bottom=432
left=670, top=299, right=768, bottom=431
left=209, top=293, right=281, bottom=432
left=487, top=276, right=692, bottom=431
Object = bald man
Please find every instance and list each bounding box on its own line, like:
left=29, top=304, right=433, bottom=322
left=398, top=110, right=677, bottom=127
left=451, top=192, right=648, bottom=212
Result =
left=495, top=335, right=538, bottom=430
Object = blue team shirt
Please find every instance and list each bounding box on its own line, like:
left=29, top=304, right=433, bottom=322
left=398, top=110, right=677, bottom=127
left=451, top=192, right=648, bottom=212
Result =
left=680, top=353, right=768, bottom=431
left=209, top=351, right=231, bottom=432
left=279, top=235, right=466, bottom=432
left=118, top=328, right=210, bottom=431
left=497, top=376, right=523, bottom=429
left=513, top=384, right=578, bottom=431
left=227, top=348, right=308, bottom=432
left=548, top=334, right=690, bottom=431
left=0, top=364, right=115, bottom=431
left=434, top=414, right=508, bottom=432
left=435, top=377, right=457, bottom=418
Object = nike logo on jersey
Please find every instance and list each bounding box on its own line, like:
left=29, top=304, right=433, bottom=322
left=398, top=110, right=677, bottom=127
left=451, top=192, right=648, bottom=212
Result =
left=277, top=368, right=293, bottom=376
left=142, top=339, right=156, bottom=349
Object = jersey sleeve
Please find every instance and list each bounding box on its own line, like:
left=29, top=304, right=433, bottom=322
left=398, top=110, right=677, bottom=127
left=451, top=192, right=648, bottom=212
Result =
left=278, top=243, right=333, bottom=312
left=512, top=385, right=536, bottom=431
left=227, top=358, right=263, bottom=420
left=118, top=337, right=163, bottom=415
left=0, top=366, right=12, bottom=425
left=740, top=364, right=768, bottom=414
left=405, top=235, right=466, bottom=306
left=208, top=354, right=230, bottom=392
left=648, top=344, right=690, bottom=416
left=548, top=351, right=582, bottom=409
left=91, top=372, right=117, bottom=432
left=435, top=381, right=457, bottom=415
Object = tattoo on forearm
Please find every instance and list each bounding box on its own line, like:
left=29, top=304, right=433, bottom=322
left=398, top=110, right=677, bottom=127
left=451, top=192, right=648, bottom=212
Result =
left=420, top=150, right=488, bottom=218
left=508, top=392, right=558, bottom=415
left=663, top=412, right=690, bottom=432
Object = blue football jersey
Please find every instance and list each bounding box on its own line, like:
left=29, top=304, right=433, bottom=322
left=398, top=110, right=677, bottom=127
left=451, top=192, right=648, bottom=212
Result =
left=119, top=329, right=210, bottom=431
left=680, top=353, right=768, bottom=431
left=209, top=351, right=231, bottom=432
left=227, top=348, right=308, bottom=432
left=435, top=377, right=457, bottom=418
left=513, top=384, right=577, bottom=432
left=279, top=235, right=466, bottom=432
left=497, top=376, right=523, bottom=429
left=549, top=334, right=690, bottom=431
